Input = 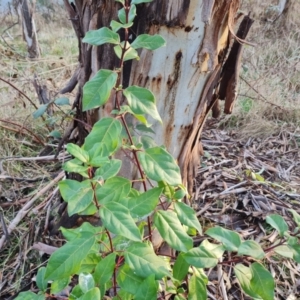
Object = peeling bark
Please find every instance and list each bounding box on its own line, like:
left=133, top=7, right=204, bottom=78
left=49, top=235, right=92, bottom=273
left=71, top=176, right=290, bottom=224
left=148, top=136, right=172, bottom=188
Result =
left=63, top=0, right=244, bottom=194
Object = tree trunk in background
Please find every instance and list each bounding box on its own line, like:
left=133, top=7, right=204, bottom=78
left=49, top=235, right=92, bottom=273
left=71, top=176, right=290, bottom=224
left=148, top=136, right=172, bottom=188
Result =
left=62, top=0, right=246, bottom=193
left=16, top=0, right=40, bottom=58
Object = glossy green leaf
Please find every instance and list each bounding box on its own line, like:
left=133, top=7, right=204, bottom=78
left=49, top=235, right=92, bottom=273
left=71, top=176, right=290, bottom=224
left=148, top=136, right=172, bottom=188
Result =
left=205, top=226, right=241, bottom=252
left=114, top=42, right=139, bottom=61
left=154, top=210, right=193, bottom=252
left=136, top=124, right=155, bottom=134
left=82, top=27, right=120, bottom=46
left=124, top=187, right=162, bottom=218
left=110, top=20, right=133, bottom=32
left=94, top=159, right=122, bottom=180
left=59, top=179, right=93, bottom=215
left=36, top=267, right=47, bottom=291
left=118, top=5, right=136, bottom=24
left=266, top=214, right=288, bottom=237
left=234, top=264, right=262, bottom=299
left=188, top=270, right=207, bottom=300
left=45, top=233, right=95, bottom=280
left=238, top=240, right=265, bottom=260
left=250, top=263, right=275, bottom=300
left=274, top=245, right=294, bottom=259
left=175, top=202, right=202, bottom=235
left=94, top=253, right=116, bottom=286
left=173, top=252, right=189, bottom=281
left=131, top=34, right=166, bottom=50
left=141, top=135, right=157, bottom=149
left=70, top=285, right=84, bottom=300
left=84, top=118, right=122, bottom=155
left=199, top=239, right=225, bottom=258
left=100, top=202, right=141, bottom=241
left=134, top=274, right=158, bottom=300
left=79, top=273, right=95, bottom=293
left=124, top=242, right=170, bottom=279
left=66, top=143, right=89, bottom=163
left=62, top=158, right=89, bottom=177
left=123, top=86, right=161, bottom=123
left=138, top=147, right=182, bottom=185
left=96, top=176, right=131, bottom=205
left=183, top=246, right=218, bottom=268
left=77, top=287, right=101, bottom=300
left=117, top=264, right=144, bottom=295
left=33, top=104, right=48, bottom=118
left=51, top=277, right=69, bottom=294
left=54, top=97, right=70, bottom=106
left=79, top=252, right=102, bottom=273
left=83, top=69, right=117, bottom=111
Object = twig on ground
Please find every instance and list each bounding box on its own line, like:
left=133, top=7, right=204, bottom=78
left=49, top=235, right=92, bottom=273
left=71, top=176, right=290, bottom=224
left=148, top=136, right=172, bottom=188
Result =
left=0, top=171, right=65, bottom=250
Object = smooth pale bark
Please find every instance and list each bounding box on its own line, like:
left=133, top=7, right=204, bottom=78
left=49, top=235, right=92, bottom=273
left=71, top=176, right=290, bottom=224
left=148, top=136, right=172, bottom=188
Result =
left=16, top=0, right=40, bottom=58
left=62, top=0, right=240, bottom=192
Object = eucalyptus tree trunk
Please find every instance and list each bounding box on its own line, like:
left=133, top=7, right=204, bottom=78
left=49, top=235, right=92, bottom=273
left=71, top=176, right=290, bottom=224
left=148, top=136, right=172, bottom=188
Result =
left=15, top=0, right=40, bottom=58
left=62, top=0, right=249, bottom=193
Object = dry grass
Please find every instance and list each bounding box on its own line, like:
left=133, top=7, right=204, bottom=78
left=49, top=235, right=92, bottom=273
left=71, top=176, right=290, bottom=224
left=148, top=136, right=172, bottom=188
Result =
left=218, top=0, right=300, bottom=138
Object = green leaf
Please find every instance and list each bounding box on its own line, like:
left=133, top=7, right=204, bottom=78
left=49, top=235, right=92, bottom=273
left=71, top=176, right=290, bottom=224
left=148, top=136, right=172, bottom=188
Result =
left=274, top=245, right=294, bottom=259
left=117, top=264, right=144, bottom=295
left=134, top=274, right=158, bottom=300
left=114, top=42, right=139, bottom=61
left=83, top=69, right=118, bottom=111
left=36, top=267, right=47, bottom=292
left=84, top=118, right=122, bottom=155
left=14, top=292, right=44, bottom=300
left=175, top=202, right=202, bottom=235
left=82, top=27, right=120, bottom=46
left=289, top=209, right=300, bottom=227
left=96, top=176, right=131, bottom=205
left=94, top=253, right=116, bottom=286
left=138, top=147, right=182, bottom=185
left=131, top=34, right=166, bottom=50
left=51, top=277, right=69, bottom=294
left=48, top=130, right=61, bottom=139
left=289, top=244, right=300, bottom=263
left=250, top=263, right=275, bottom=300
left=45, top=233, right=95, bottom=280
left=266, top=214, right=288, bottom=237
left=154, top=210, right=193, bottom=252
left=59, top=179, right=94, bottom=215
left=183, top=247, right=218, bottom=269
left=132, top=0, right=153, bottom=4
left=79, top=252, right=102, bottom=273
left=66, top=143, right=89, bottom=163
left=141, top=135, right=157, bottom=149
left=118, top=5, right=136, bottom=24
left=100, top=202, right=141, bottom=241
left=110, top=20, right=133, bottom=32
left=234, top=264, right=262, bottom=299
left=79, top=273, right=95, bottom=293
left=94, top=159, right=122, bottom=180
left=205, top=226, right=241, bottom=252
left=188, top=270, right=207, bottom=300
left=173, top=252, right=189, bottom=281
left=33, top=104, right=48, bottom=118
left=54, top=97, right=70, bottom=106
left=136, top=124, right=155, bottom=134
left=124, top=187, right=162, bottom=218
left=77, top=287, right=101, bottom=300
left=63, top=159, right=89, bottom=177
left=199, top=239, right=225, bottom=258
left=123, top=86, right=161, bottom=123
left=70, top=285, right=84, bottom=300
left=124, top=242, right=170, bottom=279
left=238, top=241, right=265, bottom=260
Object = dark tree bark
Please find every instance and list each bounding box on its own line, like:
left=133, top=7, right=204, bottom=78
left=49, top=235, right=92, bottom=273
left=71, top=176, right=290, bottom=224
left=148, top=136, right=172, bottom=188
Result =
left=15, top=0, right=40, bottom=58
left=61, top=0, right=251, bottom=194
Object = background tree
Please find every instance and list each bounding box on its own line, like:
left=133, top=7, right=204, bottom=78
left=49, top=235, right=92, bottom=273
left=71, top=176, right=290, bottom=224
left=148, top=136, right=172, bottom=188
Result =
left=14, top=0, right=40, bottom=58
left=61, top=0, right=252, bottom=193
